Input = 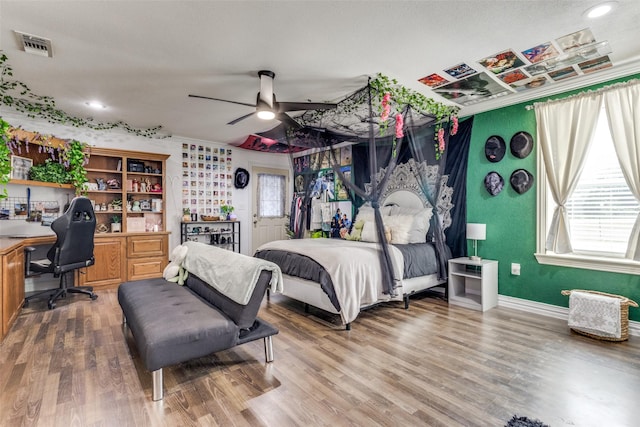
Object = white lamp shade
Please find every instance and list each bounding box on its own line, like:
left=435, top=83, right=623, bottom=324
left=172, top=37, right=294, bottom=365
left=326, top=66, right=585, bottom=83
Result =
left=466, top=223, right=486, bottom=241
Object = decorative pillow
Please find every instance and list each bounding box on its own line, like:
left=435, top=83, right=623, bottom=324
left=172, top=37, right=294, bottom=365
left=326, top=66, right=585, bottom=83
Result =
left=360, top=221, right=378, bottom=242
left=354, top=205, right=376, bottom=223
left=384, top=215, right=413, bottom=244
left=361, top=221, right=391, bottom=243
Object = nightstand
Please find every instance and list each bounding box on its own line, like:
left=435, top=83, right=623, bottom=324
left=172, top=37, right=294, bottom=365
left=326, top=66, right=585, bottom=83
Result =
left=448, top=257, right=498, bottom=312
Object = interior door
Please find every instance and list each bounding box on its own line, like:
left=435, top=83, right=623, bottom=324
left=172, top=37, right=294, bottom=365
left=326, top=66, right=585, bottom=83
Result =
left=251, top=167, right=290, bottom=253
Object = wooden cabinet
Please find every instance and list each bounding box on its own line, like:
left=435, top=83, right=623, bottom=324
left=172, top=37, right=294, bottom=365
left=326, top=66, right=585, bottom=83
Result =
left=80, top=236, right=127, bottom=288
left=1, top=247, right=24, bottom=339
left=84, top=147, right=168, bottom=234
left=126, top=234, right=168, bottom=281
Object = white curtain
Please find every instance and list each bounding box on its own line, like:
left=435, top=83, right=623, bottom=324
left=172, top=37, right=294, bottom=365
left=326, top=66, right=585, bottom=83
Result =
left=535, top=94, right=602, bottom=253
left=603, top=81, right=640, bottom=260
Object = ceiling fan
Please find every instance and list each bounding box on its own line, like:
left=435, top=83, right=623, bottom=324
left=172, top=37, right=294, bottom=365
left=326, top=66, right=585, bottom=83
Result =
left=189, top=70, right=337, bottom=128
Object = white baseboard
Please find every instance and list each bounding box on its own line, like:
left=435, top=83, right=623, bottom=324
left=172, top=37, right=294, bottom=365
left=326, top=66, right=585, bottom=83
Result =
left=498, top=295, right=640, bottom=337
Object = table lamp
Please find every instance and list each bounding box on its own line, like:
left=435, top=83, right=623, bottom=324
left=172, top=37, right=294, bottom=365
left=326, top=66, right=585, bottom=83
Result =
left=467, top=223, right=486, bottom=261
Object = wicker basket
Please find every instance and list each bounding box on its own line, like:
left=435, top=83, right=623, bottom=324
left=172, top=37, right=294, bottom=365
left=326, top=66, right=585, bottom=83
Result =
left=561, top=289, right=638, bottom=342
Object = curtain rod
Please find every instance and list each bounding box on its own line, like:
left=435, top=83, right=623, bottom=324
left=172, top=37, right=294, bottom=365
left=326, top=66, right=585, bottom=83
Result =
left=524, top=78, right=639, bottom=111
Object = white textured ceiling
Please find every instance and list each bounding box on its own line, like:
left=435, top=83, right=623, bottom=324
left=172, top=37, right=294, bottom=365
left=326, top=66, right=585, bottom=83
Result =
left=1, top=0, right=639, bottom=145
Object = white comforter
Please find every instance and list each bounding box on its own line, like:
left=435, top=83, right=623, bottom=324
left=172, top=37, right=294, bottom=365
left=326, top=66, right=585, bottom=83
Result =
left=257, top=239, right=405, bottom=324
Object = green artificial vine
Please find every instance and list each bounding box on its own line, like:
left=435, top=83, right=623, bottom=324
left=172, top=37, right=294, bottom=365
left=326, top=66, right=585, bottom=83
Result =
left=369, top=73, right=459, bottom=127
left=0, top=118, right=11, bottom=199
left=60, top=139, right=90, bottom=194
left=0, top=52, right=169, bottom=139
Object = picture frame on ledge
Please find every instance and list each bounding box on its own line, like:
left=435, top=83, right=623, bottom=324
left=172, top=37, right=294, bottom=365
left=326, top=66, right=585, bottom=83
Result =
left=10, top=155, right=33, bottom=180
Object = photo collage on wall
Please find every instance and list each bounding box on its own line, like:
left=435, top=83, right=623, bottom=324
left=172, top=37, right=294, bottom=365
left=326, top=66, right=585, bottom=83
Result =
left=293, top=145, right=354, bottom=228
left=181, top=143, right=233, bottom=218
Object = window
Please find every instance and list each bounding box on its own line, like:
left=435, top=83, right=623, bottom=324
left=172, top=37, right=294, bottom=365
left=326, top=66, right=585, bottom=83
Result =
left=536, top=103, right=640, bottom=274
left=564, top=108, right=640, bottom=256
left=257, top=173, right=285, bottom=218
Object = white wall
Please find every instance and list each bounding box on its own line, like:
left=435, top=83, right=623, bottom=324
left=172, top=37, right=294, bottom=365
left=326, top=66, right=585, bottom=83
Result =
left=0, top=111, right=290, bottom=255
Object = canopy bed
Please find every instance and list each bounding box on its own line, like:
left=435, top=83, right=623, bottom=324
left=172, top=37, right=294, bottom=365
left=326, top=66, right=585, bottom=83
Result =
left=253, top=75, right=472, bottom=328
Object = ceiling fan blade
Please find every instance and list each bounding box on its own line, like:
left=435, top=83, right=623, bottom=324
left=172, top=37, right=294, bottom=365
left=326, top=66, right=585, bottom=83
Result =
left=188, top=94, right=256, bottom=108
left=228, top=111, right=256, bottom=125
left=278, top=101, right=337, bottom=112
left=276, top=112, right=302, bottom=130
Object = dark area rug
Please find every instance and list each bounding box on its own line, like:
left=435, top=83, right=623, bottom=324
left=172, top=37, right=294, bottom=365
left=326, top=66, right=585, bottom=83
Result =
left=505, top=415, right=550, bottom=427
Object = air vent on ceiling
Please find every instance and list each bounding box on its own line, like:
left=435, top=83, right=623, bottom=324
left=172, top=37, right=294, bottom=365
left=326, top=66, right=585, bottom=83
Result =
left=14, top=30, right=53, bottom=57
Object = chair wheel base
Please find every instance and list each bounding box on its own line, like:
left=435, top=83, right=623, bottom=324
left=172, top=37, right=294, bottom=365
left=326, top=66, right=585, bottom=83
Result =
left=91, top=294, right=98, bottom=300
left=48, top=301, right=56, bottom=310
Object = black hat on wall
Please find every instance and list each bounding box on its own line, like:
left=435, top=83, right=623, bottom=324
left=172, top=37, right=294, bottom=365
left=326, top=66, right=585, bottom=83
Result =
left=510, top=169, right=534, bottom=194
left=484, top=171, right=504, bottom=196
left=234, top=168, right=250, bottom=189
left=510, top=131, right=534, bottom=159
left=485, top=135, right=506, bottom=162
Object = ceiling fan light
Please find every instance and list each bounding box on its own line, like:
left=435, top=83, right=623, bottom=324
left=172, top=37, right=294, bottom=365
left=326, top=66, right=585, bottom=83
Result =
left=257, top=109, right=276, bottom=120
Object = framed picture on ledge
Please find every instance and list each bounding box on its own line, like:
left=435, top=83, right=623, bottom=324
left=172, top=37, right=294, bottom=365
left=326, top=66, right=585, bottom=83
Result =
left=10, top=155, right=33, bottom=180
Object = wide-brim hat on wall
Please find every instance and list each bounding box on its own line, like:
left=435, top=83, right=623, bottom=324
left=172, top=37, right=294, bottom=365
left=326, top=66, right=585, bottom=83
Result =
left=510, top=131, right=534, bottom=159
left=484, top=171, right=504, bottom=196
left=510, top=169, right=534, bottom=194
left=234, top=168, right=250, bottom=189
left=485, top=135, right=506, bottom=163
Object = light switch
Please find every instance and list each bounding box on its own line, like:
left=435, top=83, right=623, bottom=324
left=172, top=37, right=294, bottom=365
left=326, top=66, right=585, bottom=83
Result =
left=511, top=263, right=521, bottom=275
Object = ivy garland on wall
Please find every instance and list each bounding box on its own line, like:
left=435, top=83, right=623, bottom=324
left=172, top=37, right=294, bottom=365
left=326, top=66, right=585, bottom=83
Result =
left=0, top=52, right=168, bottom=139
left=0, top=118, right=91, bottom=198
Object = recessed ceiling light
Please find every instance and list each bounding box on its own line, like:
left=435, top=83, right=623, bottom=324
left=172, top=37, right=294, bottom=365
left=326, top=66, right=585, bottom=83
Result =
left=86, top=101, right=106, bottom=109
left=584, top=1, right=617, bottom=18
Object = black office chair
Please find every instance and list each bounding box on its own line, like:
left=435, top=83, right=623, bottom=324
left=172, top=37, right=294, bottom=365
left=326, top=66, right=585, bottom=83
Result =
left=24, top=197, right=98, bottom=309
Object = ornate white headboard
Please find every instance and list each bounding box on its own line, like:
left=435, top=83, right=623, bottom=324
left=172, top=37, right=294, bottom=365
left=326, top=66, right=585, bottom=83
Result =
left=365, top=158, right=454, bottom=230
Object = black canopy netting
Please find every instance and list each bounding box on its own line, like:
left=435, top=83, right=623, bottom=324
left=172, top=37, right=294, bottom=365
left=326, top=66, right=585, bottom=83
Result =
left=261, top=78, right=470, bottom=296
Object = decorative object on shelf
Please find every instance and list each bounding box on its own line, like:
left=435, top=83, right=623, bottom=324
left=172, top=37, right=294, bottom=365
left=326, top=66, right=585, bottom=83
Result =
left=221, top=204, right=234, bottom=220
left=110, top=198, right=123, bottom=211
left=106, top=178, right=121, bottom=189
left=484, top=171, right=504, bottom=196
left=139, top=199, right=151, bottom=211
left=96, top=223, right=109, bottom=233
left=96, top=178, right=106, bottom=191
left=466, top=223, right=486, bottom=261
left=9, top=155, right=32, bottom=180
left=27, top=159, right=66, bottom=183
left=60, top=139, right=89, bottom=194
left=111, top=215, right=121, bottom=233
left=131, top=200, right=141, bottom=211
left=151, top=183, right=162, bottom=192
left=182, top=208, right=191, bottom=222
left=152, top=199, right=162, bottom=212
left=510, top=169, right=534, bottom=194
left=234, top=168, right=250, bottom=189
left=485, top=135, right=506, bottom=162
left=510, top=131, right=534, bottom=159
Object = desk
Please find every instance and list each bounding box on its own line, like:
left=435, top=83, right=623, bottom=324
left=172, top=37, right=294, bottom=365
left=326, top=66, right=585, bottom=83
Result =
left=0, top=232, right=169, bottom=342
left=0, top=235, right=55, bottom=341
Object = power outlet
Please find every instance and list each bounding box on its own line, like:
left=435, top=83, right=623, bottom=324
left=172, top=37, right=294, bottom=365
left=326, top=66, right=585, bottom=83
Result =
left=511, top=263, right=521, bottom=275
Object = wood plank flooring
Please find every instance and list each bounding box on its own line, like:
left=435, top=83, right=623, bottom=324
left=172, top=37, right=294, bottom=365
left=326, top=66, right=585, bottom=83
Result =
left=1, top=288, right=639, bottom=427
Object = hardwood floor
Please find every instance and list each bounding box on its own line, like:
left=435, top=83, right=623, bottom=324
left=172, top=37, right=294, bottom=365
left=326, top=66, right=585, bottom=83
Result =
left=1, top=289, right=638, bottom=427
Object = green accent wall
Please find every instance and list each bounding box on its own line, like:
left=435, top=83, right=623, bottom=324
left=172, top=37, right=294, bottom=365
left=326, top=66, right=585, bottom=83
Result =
left=466, top=73, right=640, bottom=321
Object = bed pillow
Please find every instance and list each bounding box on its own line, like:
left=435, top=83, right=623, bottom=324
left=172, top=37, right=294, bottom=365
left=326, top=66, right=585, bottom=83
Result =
left=384, top=207, right=433, bottom=243
left=360, top=221, right=391, bottom=243
left=407, top=208, right=433, bottom=243
left=360, top=221, right=378, bottom=242
left=384, top=215, right=413, bottom=244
